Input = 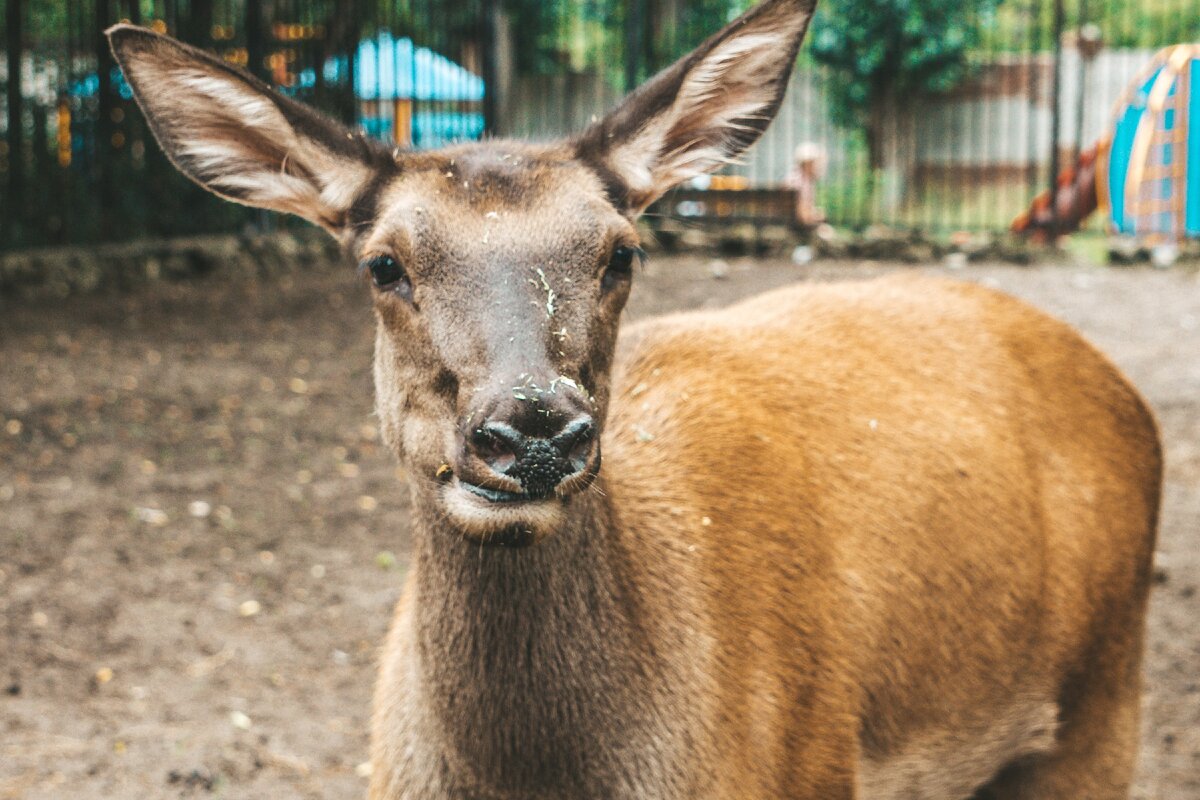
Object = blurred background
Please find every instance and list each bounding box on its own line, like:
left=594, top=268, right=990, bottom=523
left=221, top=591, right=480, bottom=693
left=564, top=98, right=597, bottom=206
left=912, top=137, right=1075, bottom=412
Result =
left=2, top=0, right=1200, bottom=251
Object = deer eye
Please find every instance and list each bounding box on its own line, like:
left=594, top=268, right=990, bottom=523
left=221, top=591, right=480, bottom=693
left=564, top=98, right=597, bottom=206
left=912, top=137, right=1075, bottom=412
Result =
left=362, top=255, right=413, bottom=302
left=602, top=246, right=636, bottom=292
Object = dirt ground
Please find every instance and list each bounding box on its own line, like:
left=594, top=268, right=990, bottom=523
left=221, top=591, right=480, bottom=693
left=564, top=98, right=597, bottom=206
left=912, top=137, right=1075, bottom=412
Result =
left=1, top=255, right=1197, bottom=799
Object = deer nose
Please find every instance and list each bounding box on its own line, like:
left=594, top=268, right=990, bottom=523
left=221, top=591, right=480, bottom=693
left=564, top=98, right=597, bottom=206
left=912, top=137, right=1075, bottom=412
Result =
left=468, top=416, right=596, bottom=498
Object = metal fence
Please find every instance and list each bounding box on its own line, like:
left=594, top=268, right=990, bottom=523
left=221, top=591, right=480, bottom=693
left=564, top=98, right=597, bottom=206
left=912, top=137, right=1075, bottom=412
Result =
left=3, top=0, right=1200, bottom=251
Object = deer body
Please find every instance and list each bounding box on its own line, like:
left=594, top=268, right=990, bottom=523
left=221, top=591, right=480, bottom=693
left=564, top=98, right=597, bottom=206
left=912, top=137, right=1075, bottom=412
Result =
left=108, top=1, right=1161, bottom=795
left=370, top=275, right=1160, bottom=799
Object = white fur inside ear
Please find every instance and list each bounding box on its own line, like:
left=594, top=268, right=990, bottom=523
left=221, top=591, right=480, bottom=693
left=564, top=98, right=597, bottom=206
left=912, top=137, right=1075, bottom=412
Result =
left=124, top=52, right=372, bottom=227
left=176, top=72, right=280, bottom=130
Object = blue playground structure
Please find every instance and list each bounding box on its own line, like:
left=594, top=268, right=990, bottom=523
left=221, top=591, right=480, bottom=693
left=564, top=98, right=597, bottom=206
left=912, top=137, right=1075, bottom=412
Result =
left=1101, top=44, right=1200, bottom=244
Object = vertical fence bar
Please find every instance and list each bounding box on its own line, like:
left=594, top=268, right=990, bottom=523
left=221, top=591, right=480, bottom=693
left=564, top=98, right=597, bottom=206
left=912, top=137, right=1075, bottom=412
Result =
left=1073, top=0, right=1089, bottom=168
left=482, top=0, right=500, bottom=135
left=245, top=0, right=265, bottom=81
left=95, top=0, right=116, bottom=234
left=623, top=0, right=642, bottom=92
left=5, top=0, right=24, bottom=226
left=1048, top=0, right=1065, bottom=239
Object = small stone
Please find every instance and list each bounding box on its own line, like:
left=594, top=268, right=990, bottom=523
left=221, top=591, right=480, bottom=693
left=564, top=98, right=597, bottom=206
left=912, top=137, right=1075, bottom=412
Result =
left=230, top=711, right=252, bottom=730
left=238, top=600, right=262, bottom=617
left=790, top=245, right=814, bottom=265
left=355, top=761, right=374, bottom=778
left=133, top=507, right=169, bottom=526
left=944, top=252, right=968, bottom=270
left=188, top=500, right=212, bottom=519
left=357, top=495, right=378, bottom=512
left=95, top=667, right=114, bottom=685
left=310, top=564, right=326, bottom=579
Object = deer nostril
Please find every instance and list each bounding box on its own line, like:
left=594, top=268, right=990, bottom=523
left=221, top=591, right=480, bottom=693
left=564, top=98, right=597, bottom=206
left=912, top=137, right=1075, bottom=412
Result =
left=553, top=417, right=596, bottom=471
left=469, top=422, right=524, bottom=473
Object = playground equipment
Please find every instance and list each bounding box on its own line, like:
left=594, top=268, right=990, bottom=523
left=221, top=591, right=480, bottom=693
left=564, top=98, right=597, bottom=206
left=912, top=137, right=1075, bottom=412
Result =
left=1013, top=44, right=1200, bottom=246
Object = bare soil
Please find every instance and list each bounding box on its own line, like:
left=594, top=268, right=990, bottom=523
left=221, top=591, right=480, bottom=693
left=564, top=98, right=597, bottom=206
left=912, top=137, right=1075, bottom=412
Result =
left=1, top=256, right=1197, bottom=799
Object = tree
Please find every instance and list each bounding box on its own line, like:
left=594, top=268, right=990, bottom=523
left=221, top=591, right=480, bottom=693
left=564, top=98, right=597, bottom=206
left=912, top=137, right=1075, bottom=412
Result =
left=809, top=0, right=1002, bottom=170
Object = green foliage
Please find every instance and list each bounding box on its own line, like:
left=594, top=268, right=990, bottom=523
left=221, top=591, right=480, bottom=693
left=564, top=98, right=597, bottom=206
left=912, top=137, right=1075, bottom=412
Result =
left=982, top=0, right=1200, bottom=52
left=506, top=0, right=619, bottom=75
left=809, top=0, right=1002, bottom=128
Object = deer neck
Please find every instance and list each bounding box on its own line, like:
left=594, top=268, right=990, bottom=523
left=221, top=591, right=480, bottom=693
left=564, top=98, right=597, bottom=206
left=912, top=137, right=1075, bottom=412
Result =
left=404, top=480, right=656, bottom=792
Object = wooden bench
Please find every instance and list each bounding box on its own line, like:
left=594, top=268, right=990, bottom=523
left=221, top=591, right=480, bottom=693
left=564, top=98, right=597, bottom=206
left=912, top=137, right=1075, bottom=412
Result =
left=645, top=187, right=801, bottom=252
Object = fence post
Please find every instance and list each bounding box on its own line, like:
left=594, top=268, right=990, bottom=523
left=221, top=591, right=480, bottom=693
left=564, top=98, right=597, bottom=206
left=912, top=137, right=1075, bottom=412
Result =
left=245, top=0, right=266, bottom=81
left=482, top=0, right=500, bottom=136
left=5, top=0, right=23, bottom=231
left=1048, top=0, right=1066, bottom=240
left=340, top=0, right=358, bottom=127
left=624, top=0, right=644, bottom=92
left=1072, top=2, right=1096, bottom=167
left=95, top=0, right=115, bottom=235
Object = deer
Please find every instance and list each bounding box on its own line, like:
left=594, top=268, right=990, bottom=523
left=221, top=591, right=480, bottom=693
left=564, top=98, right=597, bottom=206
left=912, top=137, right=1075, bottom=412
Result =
left=106, top=0, right=1162, bottom=796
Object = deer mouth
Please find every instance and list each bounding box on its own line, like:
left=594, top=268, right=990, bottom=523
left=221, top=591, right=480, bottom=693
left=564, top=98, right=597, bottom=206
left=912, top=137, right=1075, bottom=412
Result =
left=453, top=468, right=596, bottom=506
left=459, top=480, right=536, bottom=505
left=440, top=456, right=599, bottom=544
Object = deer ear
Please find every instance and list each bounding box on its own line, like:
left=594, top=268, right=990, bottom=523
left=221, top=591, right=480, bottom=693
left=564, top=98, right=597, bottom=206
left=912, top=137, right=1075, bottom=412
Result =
left=106, top=24, right=392, bottom=234
left=574, top=0, right=815, bottom=214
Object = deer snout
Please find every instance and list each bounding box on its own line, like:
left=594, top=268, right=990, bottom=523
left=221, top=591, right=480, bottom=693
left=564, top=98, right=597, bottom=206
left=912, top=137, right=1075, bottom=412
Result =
left=462, top=413, right=598, bottom=501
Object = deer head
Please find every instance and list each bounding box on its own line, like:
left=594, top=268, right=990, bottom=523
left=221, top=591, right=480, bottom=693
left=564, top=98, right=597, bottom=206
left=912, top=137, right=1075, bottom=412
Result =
left=106, top=0, right=815, bottom=546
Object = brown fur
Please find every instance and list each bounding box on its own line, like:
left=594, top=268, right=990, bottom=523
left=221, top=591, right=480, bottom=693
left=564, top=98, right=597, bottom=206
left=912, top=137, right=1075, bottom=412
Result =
left=108, top=2, right=1161, bottom=797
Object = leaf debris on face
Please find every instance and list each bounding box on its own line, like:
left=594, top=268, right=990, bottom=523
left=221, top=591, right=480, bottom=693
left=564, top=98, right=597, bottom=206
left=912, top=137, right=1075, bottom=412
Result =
left=534, top=268, right=556, bottom=318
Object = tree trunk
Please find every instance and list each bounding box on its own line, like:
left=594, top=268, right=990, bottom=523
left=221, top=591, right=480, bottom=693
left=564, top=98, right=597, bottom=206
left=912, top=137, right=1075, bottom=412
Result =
left=868, top=91, right=916, bottom=214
